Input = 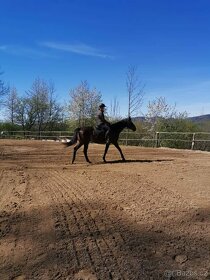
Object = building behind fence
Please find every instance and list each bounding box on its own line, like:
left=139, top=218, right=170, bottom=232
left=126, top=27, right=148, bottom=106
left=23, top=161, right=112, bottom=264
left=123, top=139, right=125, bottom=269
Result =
left=1, top=130, right=210, bottom=152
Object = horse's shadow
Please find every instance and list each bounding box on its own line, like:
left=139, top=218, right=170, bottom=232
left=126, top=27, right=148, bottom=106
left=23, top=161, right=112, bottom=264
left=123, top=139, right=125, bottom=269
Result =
left=96, top=159, right=174, bottom=164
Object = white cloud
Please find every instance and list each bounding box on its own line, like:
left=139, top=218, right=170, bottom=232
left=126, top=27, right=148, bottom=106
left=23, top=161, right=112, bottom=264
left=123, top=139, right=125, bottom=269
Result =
left=0, top=44, right=55, bottom=58
left=40, top=41, right=113, bottom=59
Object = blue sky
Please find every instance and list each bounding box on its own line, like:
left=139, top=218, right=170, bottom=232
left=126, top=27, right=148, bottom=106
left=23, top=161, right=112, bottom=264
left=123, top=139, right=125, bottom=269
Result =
left=1, top=0, right=210, bottom=117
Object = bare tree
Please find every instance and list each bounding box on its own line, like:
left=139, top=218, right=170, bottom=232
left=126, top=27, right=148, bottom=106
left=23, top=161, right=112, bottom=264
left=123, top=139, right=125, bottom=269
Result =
left=69, top=81, right=102, bottom=126
left=27, top=78, right=49, bottom=133
left=26, top=78, right=63, bottom=133
left=109, top=97, right=121, bottom=121
left=88, top=87, right=102, bottom=125
left=14, top=98, right=26, bottom=130
left=146, top=96, right=187, bottom=133
left=6, top=87, right=18, bottom=124
left=69, top=81, right=89, bottom=126
left=126, top=65, right=145, bottom=117
left=45, top=82, right=63, bottom=130
left=15, top=97, right=36, bottom=131
left=0, top=71, right=9, bottom=107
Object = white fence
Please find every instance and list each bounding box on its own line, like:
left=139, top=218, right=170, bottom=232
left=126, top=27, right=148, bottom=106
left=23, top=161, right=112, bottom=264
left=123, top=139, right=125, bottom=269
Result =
left=1, top=130, right=210, bottom=151
left=155, top=131, right=210, bottom=150
left=120, top=131, right=210, bottom=151
left=0, top=130, right=74, bottom=140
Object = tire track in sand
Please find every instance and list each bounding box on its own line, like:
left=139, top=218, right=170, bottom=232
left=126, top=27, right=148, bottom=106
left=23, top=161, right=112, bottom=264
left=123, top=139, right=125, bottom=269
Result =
left=52, top=170, right=129, bottom=280
left=0, top=167, right=31, bottom=279
left=42, top=174, right=103, bottom=279
left=55, top=170, right=141, bottom=280
left=42, top=170, right=124, bottom=280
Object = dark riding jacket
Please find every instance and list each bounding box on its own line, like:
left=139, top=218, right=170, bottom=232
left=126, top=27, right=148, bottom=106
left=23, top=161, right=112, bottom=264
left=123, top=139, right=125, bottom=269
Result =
left=97, top=111, right=110, bottom=126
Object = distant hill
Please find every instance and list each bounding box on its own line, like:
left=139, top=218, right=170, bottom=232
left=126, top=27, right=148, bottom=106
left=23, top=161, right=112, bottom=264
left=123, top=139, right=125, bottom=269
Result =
left=131, top=114, right=210, bottom=132
left=133, top=114, right=210, bottom=123
left=132, top=116, right=146, bottom=122
left=188, top=114, right=210, bottom=122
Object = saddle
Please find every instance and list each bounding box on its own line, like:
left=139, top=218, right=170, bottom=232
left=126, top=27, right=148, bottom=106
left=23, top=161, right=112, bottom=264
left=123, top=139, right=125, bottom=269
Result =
left=92, top=128, right=109, bottom=143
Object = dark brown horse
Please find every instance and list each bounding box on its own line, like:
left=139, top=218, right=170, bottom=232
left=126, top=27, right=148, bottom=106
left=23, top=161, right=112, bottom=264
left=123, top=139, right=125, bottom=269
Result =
left=65, top=117, right=136, bottom=163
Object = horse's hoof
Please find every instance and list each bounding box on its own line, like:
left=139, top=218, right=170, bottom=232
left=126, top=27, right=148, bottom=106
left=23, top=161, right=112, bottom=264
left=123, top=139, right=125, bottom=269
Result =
left=103, top=158, right=107, bottom=163
left=122, top=158, right=126, bottom=162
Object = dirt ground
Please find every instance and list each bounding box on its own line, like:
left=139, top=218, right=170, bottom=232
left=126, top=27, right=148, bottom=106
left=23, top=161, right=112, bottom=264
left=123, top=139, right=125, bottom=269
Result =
left=0, top=140, right=210, bottom=280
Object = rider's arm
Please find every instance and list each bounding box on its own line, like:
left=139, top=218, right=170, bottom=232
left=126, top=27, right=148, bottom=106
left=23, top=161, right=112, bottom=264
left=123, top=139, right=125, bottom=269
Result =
left=99, top=112, right=110, bottom=125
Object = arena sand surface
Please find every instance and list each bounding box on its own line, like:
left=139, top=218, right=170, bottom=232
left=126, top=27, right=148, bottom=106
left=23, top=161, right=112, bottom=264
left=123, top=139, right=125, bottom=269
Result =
left=0, top=140, right=210, bottom=280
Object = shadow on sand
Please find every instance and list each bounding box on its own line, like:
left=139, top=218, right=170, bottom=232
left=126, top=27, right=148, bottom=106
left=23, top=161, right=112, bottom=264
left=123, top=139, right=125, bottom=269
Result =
left=0, top=199, right=209, bottom=280
left=96, top=159, right=174, bottom=164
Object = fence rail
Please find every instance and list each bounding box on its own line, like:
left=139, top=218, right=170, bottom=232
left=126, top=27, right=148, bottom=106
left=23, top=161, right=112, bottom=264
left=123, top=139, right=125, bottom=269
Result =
left=1, top=130, right=210, bottom=151
left=0, top=130, right=74, bottom=140
left=155, top=131, right=210, bottom=151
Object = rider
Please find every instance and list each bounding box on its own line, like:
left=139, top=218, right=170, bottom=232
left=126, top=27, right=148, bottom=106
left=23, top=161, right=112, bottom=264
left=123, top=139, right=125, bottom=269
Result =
left=96, top=103, right=110, bottom=138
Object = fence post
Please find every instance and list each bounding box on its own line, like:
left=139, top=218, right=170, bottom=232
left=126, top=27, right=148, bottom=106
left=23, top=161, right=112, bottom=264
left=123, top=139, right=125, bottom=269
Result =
left=125, top=130, right=128, bottom=146
left=191, top=133, right=195, bottom=150
left=155, top=132, right=160, bottom=148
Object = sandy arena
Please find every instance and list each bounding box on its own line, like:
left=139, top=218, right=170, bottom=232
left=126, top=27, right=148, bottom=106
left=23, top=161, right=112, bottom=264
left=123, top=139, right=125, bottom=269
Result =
left=0, top=140, right=210, bottom=280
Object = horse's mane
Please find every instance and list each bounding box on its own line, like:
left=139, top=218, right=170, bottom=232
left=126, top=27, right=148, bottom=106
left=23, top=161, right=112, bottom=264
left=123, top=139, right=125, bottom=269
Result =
left=110, top=118, right=129, bottom=128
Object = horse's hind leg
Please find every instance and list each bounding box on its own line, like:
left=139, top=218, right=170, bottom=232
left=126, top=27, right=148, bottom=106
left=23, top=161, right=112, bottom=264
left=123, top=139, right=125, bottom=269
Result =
left=72, top=142, right=83, bottom=164
left=84, top=143, right=91, bottom=163
left=103, top=142, right=110, bottom=163
left=113, top=142, right=126, bottom=161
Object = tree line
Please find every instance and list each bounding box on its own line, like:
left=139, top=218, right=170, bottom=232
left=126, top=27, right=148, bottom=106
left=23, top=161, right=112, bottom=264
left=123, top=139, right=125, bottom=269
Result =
left=0, top=66, right=145, bottom=132
left=0, top=77, right=104, bottom=133
left=0, top=67, right=206, bottom=136
left=1, top=78, right=65, bottom=133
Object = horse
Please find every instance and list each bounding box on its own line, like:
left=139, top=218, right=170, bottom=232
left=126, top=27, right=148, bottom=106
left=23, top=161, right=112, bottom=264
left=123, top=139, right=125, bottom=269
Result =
left=64, top=117, right=136, bottom=164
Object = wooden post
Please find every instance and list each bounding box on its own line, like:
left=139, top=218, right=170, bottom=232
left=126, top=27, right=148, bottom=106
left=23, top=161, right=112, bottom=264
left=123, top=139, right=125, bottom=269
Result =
left=155, top=132, right=159, bottom=148
left=191, top=133, right=195, bottom=150
left=125, top=130, right=128, bottom=146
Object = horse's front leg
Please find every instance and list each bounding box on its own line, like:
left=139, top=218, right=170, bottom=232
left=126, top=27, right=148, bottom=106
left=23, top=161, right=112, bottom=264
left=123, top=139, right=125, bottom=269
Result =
left=113, top=142, right=126, bottom=161
left=84, top=143, right=91, bottom=163
left=103, top=142, right=110, bottom=163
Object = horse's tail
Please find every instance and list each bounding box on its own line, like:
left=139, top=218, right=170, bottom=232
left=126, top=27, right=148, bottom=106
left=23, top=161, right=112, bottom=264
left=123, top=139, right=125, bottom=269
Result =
left=64, top=128, right=80, bottom=147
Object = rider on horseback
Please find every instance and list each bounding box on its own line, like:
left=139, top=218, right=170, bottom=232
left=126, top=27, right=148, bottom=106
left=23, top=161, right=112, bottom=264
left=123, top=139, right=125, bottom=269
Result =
left=96, top=103, right=110, bottom=139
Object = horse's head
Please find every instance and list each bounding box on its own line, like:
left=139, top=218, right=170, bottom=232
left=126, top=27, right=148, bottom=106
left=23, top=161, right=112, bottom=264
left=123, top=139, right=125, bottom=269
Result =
left=126, top=116, right=136, bottom=131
